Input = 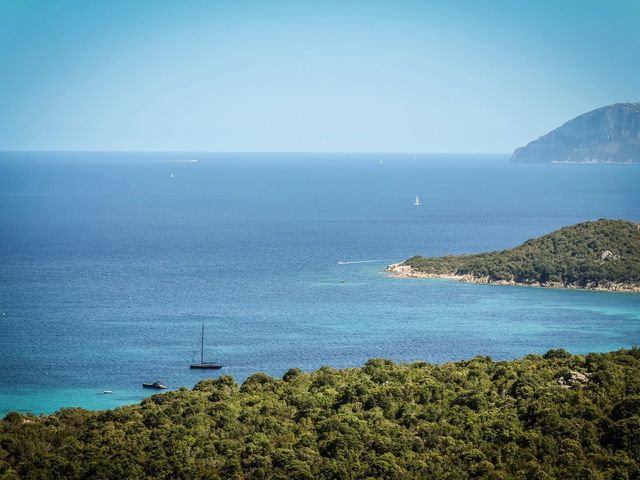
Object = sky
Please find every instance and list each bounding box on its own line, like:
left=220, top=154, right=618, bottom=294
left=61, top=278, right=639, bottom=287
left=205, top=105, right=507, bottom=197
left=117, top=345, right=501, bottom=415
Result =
left=0, top=0, right=638, bottom=153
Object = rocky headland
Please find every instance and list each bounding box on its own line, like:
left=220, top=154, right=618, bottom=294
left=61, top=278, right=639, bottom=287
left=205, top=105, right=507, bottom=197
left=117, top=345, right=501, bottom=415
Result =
left=386, top=219, right=640, bottom=292
left=511, top=102, right=640, bottom=164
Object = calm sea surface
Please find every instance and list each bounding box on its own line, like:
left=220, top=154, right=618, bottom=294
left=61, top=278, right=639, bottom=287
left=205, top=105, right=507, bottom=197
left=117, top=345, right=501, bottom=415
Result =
left=1, top=152, right=639, bottom=415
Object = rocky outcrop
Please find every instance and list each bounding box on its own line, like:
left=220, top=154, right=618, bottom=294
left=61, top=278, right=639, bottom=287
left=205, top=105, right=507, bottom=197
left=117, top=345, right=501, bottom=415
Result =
left=557, top=371, right=590, bottom=388
left=600, top=250, right=618, bottom=261
left=385, top=263, right=414, bottom=277
left=385, top=263, right=464, bottom=280
left=511, top=103, right=640, bottom=164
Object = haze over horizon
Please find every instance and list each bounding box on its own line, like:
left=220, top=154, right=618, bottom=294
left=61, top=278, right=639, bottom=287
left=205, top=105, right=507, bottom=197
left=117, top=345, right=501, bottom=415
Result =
left=1, top=0, right=638, bottom=153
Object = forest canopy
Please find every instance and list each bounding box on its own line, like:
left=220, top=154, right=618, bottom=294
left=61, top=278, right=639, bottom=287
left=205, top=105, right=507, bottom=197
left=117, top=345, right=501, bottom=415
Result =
left=2, top=348, right=640, bottom=479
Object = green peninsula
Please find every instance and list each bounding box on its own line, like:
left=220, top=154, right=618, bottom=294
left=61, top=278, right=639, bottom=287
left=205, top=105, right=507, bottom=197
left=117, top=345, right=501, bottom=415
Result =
left=387, top=219, right=640, bottom=292
left=2, top=349, right=640, bottom=479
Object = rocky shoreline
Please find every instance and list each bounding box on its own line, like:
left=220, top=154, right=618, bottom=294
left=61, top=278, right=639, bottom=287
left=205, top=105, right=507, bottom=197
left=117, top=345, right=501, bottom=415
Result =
left=385, top=263, right=640, bottom=293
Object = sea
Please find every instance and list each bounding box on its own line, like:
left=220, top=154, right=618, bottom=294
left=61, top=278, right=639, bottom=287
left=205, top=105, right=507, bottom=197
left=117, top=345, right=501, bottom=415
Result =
left=1, top=151, right=639, bottom=416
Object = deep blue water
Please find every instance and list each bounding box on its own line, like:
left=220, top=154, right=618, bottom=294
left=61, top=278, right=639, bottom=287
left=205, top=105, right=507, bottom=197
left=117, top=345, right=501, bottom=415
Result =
left=1, top=151, right=639, bottom=416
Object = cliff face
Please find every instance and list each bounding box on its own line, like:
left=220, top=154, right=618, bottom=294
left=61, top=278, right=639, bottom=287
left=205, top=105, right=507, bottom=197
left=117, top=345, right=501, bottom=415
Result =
left=511, top=102, right=640, bottom=163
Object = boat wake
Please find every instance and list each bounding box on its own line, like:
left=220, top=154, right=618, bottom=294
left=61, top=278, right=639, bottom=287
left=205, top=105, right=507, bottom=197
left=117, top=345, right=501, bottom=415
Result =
left=337, top=260, right=388, bottom=265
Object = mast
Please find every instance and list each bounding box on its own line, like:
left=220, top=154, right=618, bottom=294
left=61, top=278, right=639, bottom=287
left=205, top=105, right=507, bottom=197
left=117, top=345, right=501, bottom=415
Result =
left=201, top=322, right=204, bottom=364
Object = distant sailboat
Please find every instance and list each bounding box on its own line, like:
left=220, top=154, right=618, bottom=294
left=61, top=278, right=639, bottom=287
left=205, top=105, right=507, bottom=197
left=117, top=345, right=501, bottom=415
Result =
left=414, top=195, right=420, bottom=206
left=170, top=172, right=174, bottom=178
left=190, top=322, right=222, bottom=369
left=379, top=158, right=383, bottom=166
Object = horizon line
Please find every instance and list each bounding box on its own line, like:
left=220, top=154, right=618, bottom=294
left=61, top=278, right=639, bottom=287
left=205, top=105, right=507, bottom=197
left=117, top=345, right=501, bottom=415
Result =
left=0, top=149, right=512, bottom=156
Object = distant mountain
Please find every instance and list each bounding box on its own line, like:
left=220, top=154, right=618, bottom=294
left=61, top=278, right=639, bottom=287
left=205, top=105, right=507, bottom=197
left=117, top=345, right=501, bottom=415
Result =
left=511, top=103, right=640, bottom=164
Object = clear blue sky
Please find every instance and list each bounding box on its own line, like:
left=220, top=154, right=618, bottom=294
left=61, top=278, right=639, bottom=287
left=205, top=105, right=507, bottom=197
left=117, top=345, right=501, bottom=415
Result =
left=0, top=0, right=638, bottom=152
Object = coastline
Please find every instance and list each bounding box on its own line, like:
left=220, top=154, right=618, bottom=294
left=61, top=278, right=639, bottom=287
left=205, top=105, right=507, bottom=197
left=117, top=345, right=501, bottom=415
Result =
left=549, top=160, right=639, bottom=165
left=385, top=263, right=640, bottom=293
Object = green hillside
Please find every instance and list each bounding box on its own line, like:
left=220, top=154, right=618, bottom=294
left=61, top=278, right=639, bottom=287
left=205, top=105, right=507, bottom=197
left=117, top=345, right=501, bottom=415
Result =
left=404, top=219, right=640, bottom=288
left=2, top=348, right=640, bottom=479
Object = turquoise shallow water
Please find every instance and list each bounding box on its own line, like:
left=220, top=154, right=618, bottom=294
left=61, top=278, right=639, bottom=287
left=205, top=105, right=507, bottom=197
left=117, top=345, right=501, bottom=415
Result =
left=0, top=152, right=639, bottom=416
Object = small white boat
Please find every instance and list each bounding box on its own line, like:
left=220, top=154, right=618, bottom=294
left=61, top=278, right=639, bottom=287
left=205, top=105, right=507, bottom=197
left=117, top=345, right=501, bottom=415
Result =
left=103, top=390, right=113, bottom=394
left=414, top=195, right=420, bottom=206
left=170, top=172, right=174, bottom=178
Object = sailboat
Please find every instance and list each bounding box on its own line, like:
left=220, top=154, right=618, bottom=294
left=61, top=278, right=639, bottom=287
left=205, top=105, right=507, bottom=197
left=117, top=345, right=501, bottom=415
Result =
left=190, top=322, right=222, bottom=369
left=414, top=195, right=420, bottom=206
left=170, top=172, right=174, bottom=178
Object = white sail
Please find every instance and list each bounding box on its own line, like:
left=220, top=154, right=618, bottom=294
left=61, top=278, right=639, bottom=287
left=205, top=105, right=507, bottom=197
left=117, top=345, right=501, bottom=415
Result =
left=414, top=195, right=420, bottom=206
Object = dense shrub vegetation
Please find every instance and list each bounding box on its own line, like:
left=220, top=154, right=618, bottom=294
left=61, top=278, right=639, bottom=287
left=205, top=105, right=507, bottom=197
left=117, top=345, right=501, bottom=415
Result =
left=2, top=348, right=640, bottom=479
left=405, top=219, right=640, bottom=287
